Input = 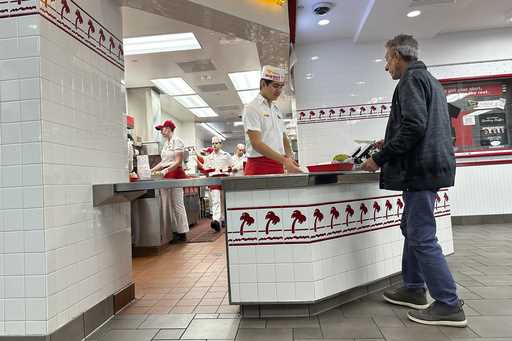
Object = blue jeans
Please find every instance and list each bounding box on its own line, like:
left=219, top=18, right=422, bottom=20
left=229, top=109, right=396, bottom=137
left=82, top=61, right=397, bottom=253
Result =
left=400, top=190, right=459, bottom=307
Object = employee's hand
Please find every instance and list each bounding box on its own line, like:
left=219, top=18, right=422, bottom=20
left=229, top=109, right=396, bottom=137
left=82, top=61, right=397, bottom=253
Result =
left=284, top=157, right=303, bottom=173
left=373, top=139, right=385, bottom=149
left=361, top=157, right=380, bottom=172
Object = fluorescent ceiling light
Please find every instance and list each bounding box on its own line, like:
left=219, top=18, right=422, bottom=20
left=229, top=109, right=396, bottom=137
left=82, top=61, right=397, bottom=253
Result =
left=190, top=107, right=218, bottom=118
left=233, top=121, right=244, bottom=127
left=318, top=19, right=330, bottom=26
left=311, top=56, right=319, bottom=61
left=356, top=81, right=366, bottom=85
left=407, top=10, right=421, bottom=18
left=374, top=58, right=383, bottom=63
left=237, top=90, right=260, bottom=105
left=174, top=95, right=208, bottom=108
left=228, top=71, right=260, bottom=91
left=152, top=78, right=195, bottom=96
left=305, top=73, right=313, bottom=80
left=123, top=32, right=201, bottom=55
left=200, top=123, right=225, bottom=140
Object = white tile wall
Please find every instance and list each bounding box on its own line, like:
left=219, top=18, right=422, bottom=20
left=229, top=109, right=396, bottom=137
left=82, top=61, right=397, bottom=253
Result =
left=0, top=0, right=129, bottom=336
left=227, top=184, right=454, bottom=303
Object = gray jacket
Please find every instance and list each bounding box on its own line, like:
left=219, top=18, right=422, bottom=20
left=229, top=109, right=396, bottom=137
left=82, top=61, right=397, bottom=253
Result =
left=372, top=61, right=456, bottom=191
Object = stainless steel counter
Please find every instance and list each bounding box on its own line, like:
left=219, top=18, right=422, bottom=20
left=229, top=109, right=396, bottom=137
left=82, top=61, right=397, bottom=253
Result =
left=92, top=171, right=379, bottom=206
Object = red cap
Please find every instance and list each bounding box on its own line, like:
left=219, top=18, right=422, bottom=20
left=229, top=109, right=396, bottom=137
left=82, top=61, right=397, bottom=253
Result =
left=155, top=119, right=176, bottom=131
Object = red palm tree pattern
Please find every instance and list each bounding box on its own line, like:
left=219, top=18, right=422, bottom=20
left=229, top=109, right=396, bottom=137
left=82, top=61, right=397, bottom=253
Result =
left=313, top=209, right=324, bottom=232
left=349, top=107, right=356, bottom=115
left=60, top=0, right=69, bottom=19
left=319, top=110, right=326, bottom=119
left=87, top=19, right=95, bottom=38
left=359, top=203, right=368, bottom=224
left=370, top=105, right=377, bottom=113
left=98, top=28, right=106, bottom=47
left=385, top=200, right=393, bottom=220
left=359, top=106, right=366, bottom=114
left=239, top=212, right=255, bottom=236
left=109, top=37, right=116, bottom=53
left=118, top=44, right=124, bottom=58
left=372, top=201, right=381, bottom=222
left=435, top=193, right=441, bottom=209
left=443, top=193, right=449, bottom=208
left=329, top=109, right=335, bottom=118
left=396, top=198, right=404, bottom=217
left=330, top=207, right=339, bottom=229
left=264, top=211, right=280, bottom=235
left=291, top=210, right=306, bottom=234
left=74, top=9, right=83, bottom=30
left=345, top=205, right=354, bottom=226
left=380, top=104, right=387, bottom=113
left=309, top=111, right=316, bottom=119
left=339, top=108, right=346, bottom=117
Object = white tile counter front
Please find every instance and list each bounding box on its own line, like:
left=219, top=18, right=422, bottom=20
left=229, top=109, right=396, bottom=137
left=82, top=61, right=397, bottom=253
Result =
left=225, top=181, right=454, bottom=304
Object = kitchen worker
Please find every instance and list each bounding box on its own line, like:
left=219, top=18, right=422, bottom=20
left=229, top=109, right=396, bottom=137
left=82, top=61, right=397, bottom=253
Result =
left=243, top=65, right=302, bottom=175
left=231, top=143, right=246, bottom=175
left=195, top=146, right=213, bottom=175
left=204, top=136, right=233, bottom=232
left=150, top=120, right=189, bottom=241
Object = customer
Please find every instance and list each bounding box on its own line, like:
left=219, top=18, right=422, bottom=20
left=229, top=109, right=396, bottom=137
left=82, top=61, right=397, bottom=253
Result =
left=232, top=143, right=246, bottom=175
left=204, top=136, right=233, bottom=231
left=150, top=120, right=189, bottom=241
left=361, top=34, right=466, bottom=327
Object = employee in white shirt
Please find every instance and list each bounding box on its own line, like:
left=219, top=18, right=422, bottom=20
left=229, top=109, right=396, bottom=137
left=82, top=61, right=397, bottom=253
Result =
left=243, top=65, right=302, bottom=175
left=231, top=143, right=246, bottom=175
left=150, top=120, right=189, bottom=241
left=204, top=136, right=233, bottom=231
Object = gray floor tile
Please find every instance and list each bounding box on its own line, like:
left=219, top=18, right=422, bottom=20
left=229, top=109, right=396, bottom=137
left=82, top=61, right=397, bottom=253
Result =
left=239, top=319, right=267, bottom=328
left=380, top=326, right=450, bottom=341
left=341, top=299, right=397, bottom=317
left=468, top=316, right=512, bottom=337
left=292, top=327, right=322, bottom=339
left=139, top=314, right=194, bottom=329
left=451, top=339, right=512, bottom=341
left=153, top=328, right=185, bottom=339
left=438, top=325, right=479, bottom=339
left=236, top=328, right=292, bottom=341
left=468, top=286, right=512, bottom=299
left=107, top=316, right=147, bottom=329
left=96, top=329, right=158, bottom=341
left=195, top=313, right=219, bottom=319
left=321, top=317, right=382, bottom=339
left=266, top=317, right=319, bottom=328
left=181, top=318, right=240, bottom=340
left=469, top=275, right=512, bottom=286
left=465, top=299, right=512, bottom=315
left=372, top=315, right=405, bottom=327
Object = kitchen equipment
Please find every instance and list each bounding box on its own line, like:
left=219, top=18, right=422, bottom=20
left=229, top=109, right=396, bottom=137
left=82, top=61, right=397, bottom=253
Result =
left=141, top=141, right=160, bottom=155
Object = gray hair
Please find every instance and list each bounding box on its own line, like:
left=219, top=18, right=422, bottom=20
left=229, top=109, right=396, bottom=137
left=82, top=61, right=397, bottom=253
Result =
left=385, top=34, right=419, bottom=61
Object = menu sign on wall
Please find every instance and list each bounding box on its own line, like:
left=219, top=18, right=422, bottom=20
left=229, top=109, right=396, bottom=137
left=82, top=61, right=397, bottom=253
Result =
left=478, top=112, right=508, bottom=147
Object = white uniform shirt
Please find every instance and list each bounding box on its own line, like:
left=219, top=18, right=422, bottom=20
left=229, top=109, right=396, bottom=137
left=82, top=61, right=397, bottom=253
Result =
left=243, top=94, right=285, bottom=157
left=205, top=150, right=233, bottom=172
left=161, top=137, right=185, bottom=167
left=232, top=153, right=247, bottom=175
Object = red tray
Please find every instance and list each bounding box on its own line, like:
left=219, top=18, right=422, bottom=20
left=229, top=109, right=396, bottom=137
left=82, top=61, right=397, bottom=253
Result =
left=307, top=163, right=354, bottom=172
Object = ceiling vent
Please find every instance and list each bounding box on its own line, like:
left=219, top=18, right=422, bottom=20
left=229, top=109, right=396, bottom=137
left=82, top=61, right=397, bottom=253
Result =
left=216, top=105, right=242, bottom=112
left=197, top=83, right=228, bottom=92
left=177, top=59, right=216, bottom=73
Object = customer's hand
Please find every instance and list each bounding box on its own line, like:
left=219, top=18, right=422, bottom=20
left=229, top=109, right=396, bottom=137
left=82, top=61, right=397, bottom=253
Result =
left=284, top=157, right=303, bottom=173
left=373, top=139, right=384, bottom=149
left=361, top=157, right=380, bottom=172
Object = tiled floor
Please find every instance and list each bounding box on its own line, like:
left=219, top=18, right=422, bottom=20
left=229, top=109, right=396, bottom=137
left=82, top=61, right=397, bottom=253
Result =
left=87, top=223, right=512, bottom=341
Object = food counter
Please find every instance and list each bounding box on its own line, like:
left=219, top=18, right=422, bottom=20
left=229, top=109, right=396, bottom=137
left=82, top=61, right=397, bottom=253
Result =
left=93, top=171, right=454, bottom=314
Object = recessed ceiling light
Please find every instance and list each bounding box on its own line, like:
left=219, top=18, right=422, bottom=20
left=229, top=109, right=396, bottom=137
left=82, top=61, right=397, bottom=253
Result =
left=356, top=81, right=366, bottom=85
left=407, top=10, right=421, bottom=18
left=123, top=32, right=201, bottom=55
left=237, top=90, right=260, bottom=105
left=228, top=71, right=260, bottom=91
left=151, top=78, right=195, bottom=96
left=508, top=16, right=512, bottom=23
left=318, top=19, right=330, bottom=26
left=233, top=121, right=244, bottom=127
left=174, top=95, right=208, bottom=108
left=190, top=108, right=218, bottom=118
left=350, top=94, right=358, bottom=97
left=375, top=58, right=383, bottom=63
left=311, top=56, right=319, bottom=61
left=200, top=123, right=225, bottom=140
left=305, top=73, right=313, bottom=80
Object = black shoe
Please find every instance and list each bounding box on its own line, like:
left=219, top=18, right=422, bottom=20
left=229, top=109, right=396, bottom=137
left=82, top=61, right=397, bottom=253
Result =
left=210, top=220, right=221, bottom=232
left=383, top=287, right=430, bottom=309
left=176, top=233, right=187, bottom=241
left=407, top=300, right=467, bottom=327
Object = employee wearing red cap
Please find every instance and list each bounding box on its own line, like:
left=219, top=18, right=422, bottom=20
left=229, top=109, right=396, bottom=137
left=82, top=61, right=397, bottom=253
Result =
left=243, top=65, right=302, bottom=175
left=150, top=120, right=189, bottom=241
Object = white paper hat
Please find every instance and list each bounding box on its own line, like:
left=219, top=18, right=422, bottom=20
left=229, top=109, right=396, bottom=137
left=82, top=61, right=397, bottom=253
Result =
left=261, top=65, right=286, bottom=83
left=211, top=136, right=223, bottom=144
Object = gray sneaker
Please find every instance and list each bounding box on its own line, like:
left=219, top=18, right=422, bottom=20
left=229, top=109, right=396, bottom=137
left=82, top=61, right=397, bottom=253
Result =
left=407, top=300, right=467, bottom=328
left=383, top=287, right=430, bottom=309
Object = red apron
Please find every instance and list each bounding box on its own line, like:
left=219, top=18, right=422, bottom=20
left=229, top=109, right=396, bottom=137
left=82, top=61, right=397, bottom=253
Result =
left=245, top=157, right=284, bottom=176
left=164, top=167, right=188, bottom=179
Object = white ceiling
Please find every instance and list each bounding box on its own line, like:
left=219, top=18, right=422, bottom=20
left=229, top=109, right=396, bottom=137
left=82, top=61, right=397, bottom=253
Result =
left=297, top=0, right=512, bottom=45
